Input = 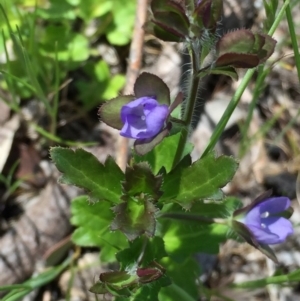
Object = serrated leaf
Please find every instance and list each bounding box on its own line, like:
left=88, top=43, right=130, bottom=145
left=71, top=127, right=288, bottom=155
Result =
left=134, top=130, right=193, bottom=175
left=71, top=196, right=128, bottom=262
left=50, top=147, right=124, bottom=204
left=116, top=237, right=168, bottom=269
left=111, top=197, right=158, bottom=241
left=160, top=152, right=238, bottom=207
left=158, top=198, right=241, bottom=258
left=123, top=163, right=163, bottom=200
left=134, top=72, right=170, bottom=106
left=217, top=29, right=255, bottom=55
left=99, top=95, right=135, bottom=129
left=215, top=53, right=260, bottom=68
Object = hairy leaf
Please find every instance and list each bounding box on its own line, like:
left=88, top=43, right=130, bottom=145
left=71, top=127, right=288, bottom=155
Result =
left=123, top=163, right=163, bottom=200
left=71, top=196, right=127, bottom=262
left=134, top=131, right=193, bottom=175
left=50, top=147, right=124, bottom=204
left=134, top=72, right=170, bottom=105
left=111, top=196, right=158, bottom=241
left=160, top=152, right=238, bottom=207
left=99, top=95, right=135, bottom=129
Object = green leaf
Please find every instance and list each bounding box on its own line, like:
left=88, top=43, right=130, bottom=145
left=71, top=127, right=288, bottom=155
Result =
left=134, top=72, right=170, bottom=106
left=159, top=257, right=200, bottom=301
left=116, top=236, right=168, bottom=269
left=160, top=152, right=238, bottom=207
left=123, top=163, right=163, bottom=200
left=133, top=275, right=171, bottom=301
left=134, top=131, right=193, bottom=175
left=158, top=198, right=241, bottom=258
left=37, top=0, right=76, bottom=20
left=71, top=196, right=127, bottom=262
left=106, top=0, right=136, bottom=45
left=77, top=0, right=113, bottom=21
left=99, top=95, right=135, bottom=129
left=50, top=147, right=124, bottom=204
left=111, top=196, right=157, bottom=241
left=199, top=66, right=239, bottom=81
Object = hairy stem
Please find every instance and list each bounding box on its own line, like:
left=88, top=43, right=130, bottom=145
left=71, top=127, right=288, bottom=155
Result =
left=172, top=43, right=200, bottom=168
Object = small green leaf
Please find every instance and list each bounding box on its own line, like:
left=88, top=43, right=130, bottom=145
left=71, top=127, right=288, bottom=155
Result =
left=160, top=152, right=238, bottom=207
left=71, top=196, right=127, bottom=262
left=50, top=147, right=124, bottom=204
left=133, top=275, right=171, bottom=301
left=123, top=163, right=163, bottom=200
left=116, top=237, right=168, bottom=269
left=134, top=72, right=170, bottom=106
left=99, top=95, right=135, bottom=129
left=134, top=130, right=193, bottom=175
left=111, top=196, right=157, bottom=241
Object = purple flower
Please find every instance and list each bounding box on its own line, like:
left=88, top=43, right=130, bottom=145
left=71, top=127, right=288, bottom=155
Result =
left=243, top=197, right=293, bottom=245
left=120, top=96, right=169, bottom=139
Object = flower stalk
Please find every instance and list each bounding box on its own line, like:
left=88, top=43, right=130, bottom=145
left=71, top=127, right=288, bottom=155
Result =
left=172, top=42, right=201, bottom=168
left=159, top=212, right=228, bottom=225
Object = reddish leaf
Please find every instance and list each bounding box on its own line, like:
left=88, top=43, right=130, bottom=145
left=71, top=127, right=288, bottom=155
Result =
left=194, top=0, right=223, bottom=31
left=144, top=21, right=182, bottom=42
left=134, top=72, right=170, bottom=105
left=217, top=29, right=255, bottom=56
left=215, top=53, right=259, bottom=68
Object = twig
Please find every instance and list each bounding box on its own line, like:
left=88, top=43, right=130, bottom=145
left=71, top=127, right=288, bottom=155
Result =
left=116, top=0, right=148, bottom=171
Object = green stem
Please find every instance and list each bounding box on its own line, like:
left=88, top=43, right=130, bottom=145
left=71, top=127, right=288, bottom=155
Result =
left=239, top=66, right=269, bottom=157
left=172, top=44, right=200, bottom=168
left=285, top=0, right=300, bottom=83
left=201, top=0, right=290, bottom=158
left=159, top=212, right=227, bottom=225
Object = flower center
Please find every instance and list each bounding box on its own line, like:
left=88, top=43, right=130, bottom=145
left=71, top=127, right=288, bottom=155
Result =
left=141, top=115, right=146, bottom=121
left=261, top=223, right=267, bottom=228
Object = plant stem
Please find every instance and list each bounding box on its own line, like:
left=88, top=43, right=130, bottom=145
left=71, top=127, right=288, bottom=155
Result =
left=172, top=43, right=200, bottom=168
left=285, top=0, right=300, bottom=83
left=159, top=212, right=227, bottom=225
